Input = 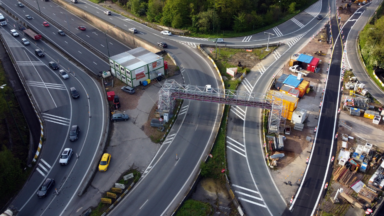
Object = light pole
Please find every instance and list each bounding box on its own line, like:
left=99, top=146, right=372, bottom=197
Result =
left=264, top=32, right=274, bottom=51
left=36, top=0, right=42, bottom=15
left=0, top=84, right=25, bottom=150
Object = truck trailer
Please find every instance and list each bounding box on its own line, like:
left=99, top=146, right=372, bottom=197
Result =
left=23, top=29, right=42, bottom=40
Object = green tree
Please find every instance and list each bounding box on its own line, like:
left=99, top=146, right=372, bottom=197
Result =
left=0, top=146, right=25, bottom=205
left=172, top=14, right=183, bottom=28
left=131, top=0, right=141, bottom=16
left=147, top=0, right=163, bottom=22
left=288, top=2, right=296, bottom=14
left=233, top=12, right=247, bottom=32
left=196, top=9, right=219, bottom=33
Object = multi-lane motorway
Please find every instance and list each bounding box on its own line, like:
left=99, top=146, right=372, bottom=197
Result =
left=3, top=0, right=381, bottom=215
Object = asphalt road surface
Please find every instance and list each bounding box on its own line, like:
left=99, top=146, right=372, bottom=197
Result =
left=286, top=3, right=374, bottom=216
left=1, top=12, right=106, bottom=216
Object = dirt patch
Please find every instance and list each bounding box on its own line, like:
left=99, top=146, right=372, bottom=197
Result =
left=191, top=178, right=231, bottom=211
left=143, top=104, right=166, bottom=143
left=227, top=52, right=261, bottom=69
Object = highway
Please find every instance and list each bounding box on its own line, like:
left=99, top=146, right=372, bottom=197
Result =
left=2, top=0, right=367, bottom=215
left=346, top=0, right=384, bottom=105
left=0, top=6, right=106, bottom=216
left=287, top=2, right=377, bottom=215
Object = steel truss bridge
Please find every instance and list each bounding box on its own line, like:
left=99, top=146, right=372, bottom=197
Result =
left=158, top=80, right=285, bottom=133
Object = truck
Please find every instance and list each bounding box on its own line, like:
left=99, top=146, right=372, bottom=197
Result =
left=23, top=29, right=42, bottom=40
left=289, top=65, right=310, bottom=76
left=0, top=13, right=7, bottom=26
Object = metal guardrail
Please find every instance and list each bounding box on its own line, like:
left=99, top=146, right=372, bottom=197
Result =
left=19, top=0, right=109, bottom=63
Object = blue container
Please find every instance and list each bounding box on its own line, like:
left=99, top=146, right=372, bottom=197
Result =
left=142, top=80, right=148, bottom=86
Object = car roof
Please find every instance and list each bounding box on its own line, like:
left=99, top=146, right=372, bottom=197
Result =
left=70, top=87, right=76, bottom=91
left=36, top=49, right=41, bottom=51
left=64, top=147, right=71, bottom=152
left=71, top=125, right=78, bottom=130
left=101, top=153, right=110, bottom=160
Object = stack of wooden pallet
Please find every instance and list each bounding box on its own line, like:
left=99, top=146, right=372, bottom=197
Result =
left=333, top=166, right=348, bottom=181
left=340, top=170, right=357, bottom=186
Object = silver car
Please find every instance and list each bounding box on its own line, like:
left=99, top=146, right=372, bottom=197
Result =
left=59, top=69, right=69, bottom=79
left=10, top=29, right=19, bottom=37
left=59, top=148, right=73, bottom=165
left=21, top=38, right=30, bottom=46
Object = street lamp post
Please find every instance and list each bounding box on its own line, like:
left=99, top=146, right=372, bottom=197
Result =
left=0, top=84, right=25, bottom=150
left=264, top=32, right=274, bottom=51
left=36, top=0, right=42, bottom=15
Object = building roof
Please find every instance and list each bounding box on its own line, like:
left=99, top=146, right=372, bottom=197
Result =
left=109, top=47, right=162, bottom=71
left=297, top=54, right=314, bottom=64
left=283, top=74, right=303, bottom=88
left=309, top=57, right=320, bottom=66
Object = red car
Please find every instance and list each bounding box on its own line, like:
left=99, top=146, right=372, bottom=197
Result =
left=78, top=26, right=86, bottom=31
left=43, top=21, right=49, bottom=27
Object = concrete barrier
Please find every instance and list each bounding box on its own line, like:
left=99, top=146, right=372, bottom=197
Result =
left=54, top=0, right=161, bottom=54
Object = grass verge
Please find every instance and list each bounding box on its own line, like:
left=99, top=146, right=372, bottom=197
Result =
left=175, top=200, right=212, bottom=216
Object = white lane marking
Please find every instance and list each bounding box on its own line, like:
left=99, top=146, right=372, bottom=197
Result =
left=239, top=197, right=267, bottom=208
left=272, top=50, right=281, bottom=60
left=227, top=136, right=245, bottom=147
left=16, top=61, right=45, bottom=66
left=236, top=191, right=263, bottom=201
left=36, top=168, right=46, bottom=177
left=40, top=159, right=52, bottom=169
left=101, top=44, right=105, bottom=47
left=272, top=27, right=283, bottom=37
left=226, top=136, right=246, bottom=157
left=291, top=18, right=304, bottom=28
left=38, top=163, right=49, bottom=173
left=86, top=35, right=90, bottom=38
left=140, top=199, right=149, bottom=209
left=23, top=50, right=57, bottom=108
left=230, top=107, right=245, bottom=121
left=27, top=81, right=66, bottom=90
left=42, top=113, right=70, bottom=126
left=242, top=78, right=252, bottom=93
left=242, top=36, right=252, bottom=42
left=257, top=63, right=266, bottom=74
left=78, top=51, right=82, bottom=54
left=92, top=32, right=98, bottom=36
left=93, top=62, right=97, bottom=65
left=179, top=105, right=189, bottom=115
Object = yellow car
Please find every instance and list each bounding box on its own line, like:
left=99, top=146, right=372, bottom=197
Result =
left=98, top=153, right=111, bottom=171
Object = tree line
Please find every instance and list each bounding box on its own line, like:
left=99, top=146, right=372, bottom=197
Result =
left=112, top=0, right=316, bottom=33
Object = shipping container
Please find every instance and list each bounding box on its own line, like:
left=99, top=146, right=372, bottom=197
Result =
left=267, top=90, right=299, bottom=113
left=280, top=85, right=293, bottom=95
left=364, top=110, right=379, bottom=119
left=297, top=80, right=310, bottom=97
left=289, top=88, right=300, bottom=98
left=275, top=74, right=289, bottom=90
left=283, top=74, right=303, bottom=88
left=307, top=57, right=320, bottom=72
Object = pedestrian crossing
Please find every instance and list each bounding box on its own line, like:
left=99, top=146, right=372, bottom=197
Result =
left=42, top=113, right=70, bottom=126
left=27, top=80, right=66, bottom=90
left=242, top=78, right=253, bottom=93
left=286, top=33, right=305, bottom=48
left=36, top=158, right=52, bottom=177
left=17, top=61, right=46, bottom=66
left=272, top=50, right=281, bottom=60
left=230, top=105, right=246, bottom=121
left=162, top=133, right=176, bottom=145
left=242, top=36, right=252, bottom=42
left=272, top=27, right=283, bottom=37
left=291, top=18, right=304, bottom=28
left=232, top=184, right=268, bottom=208
left=226, top=136, right=246, bottom=157
left=179, top=105, right=189, bottom=115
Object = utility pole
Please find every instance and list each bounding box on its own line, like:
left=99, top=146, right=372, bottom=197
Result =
left=36, top=0, right=42, bottom=15
left=264, top=32, right=274, bottom=51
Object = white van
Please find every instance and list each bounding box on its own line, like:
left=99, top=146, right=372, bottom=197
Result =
left=104, top=11, right=111, bottom=15
left=71, top=0, right=78, bottom=3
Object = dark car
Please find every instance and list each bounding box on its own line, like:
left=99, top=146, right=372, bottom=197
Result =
left=49, top=61, right=59, bottom=70
left=70, top=87, right=80, bottom=99
left=35, top=49, right=45, bottom=57
left=111, top=113, right=129, bottom=122
left=17, top=2, right=24, bottom=7
left=25, top=15, right=32, bottom=20
left=316, top=15, right=323, bottom=20
left=78, top=26, right=86, bottom=31
left=158, top=42, right=168, bottom=48
left=113, top=95, right=120, bottom=109
left=58, top=30, right=65, bottom=36
left=37, top=178, right=55, bottom=198
left=69, top=125, right=79, bottom=141
left=121, top=86, right=135, bottom=94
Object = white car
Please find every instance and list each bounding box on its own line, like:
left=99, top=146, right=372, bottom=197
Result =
left=160, top=30, right=172, bottom=36
left=59, top=69, right=69, bottom=79
left=10, top=29, right=19, bottom=37
left=59, top=148, right=73, bottom=165
left=21, top=38, right=30, bottom=45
